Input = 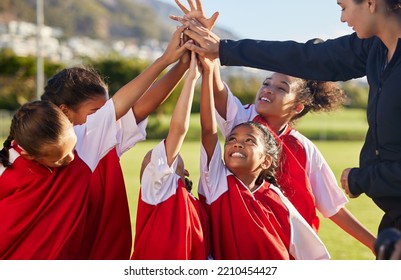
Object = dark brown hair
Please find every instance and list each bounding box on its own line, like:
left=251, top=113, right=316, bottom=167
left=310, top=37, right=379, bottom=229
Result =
left=41, top=66, right=108, bottom=110
left=0, top=100, right=70, bottom=167
left=354, top=0, right=401, bottom=11
left=290, top=78, right=346, bottom=122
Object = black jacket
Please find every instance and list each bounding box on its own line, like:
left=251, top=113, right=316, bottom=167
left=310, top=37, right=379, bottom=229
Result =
left=219, top=33, right=401, bottom=223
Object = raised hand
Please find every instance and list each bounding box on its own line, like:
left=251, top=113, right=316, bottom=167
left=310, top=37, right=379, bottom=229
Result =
left=181, top=18, right=220, bottom=60
left=161, top=25, right=190, bottom=65
left=173, top=0, right=219, bottom=30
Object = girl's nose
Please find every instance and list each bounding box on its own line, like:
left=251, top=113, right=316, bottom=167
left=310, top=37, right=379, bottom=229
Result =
left=262, top=85, right=273, bottom=94
left=233, top=142, right=244, bottom=148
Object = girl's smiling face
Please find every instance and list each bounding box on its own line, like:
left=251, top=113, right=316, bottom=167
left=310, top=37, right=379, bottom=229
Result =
left=224, top=124, right=270, bottom=180
left=255, top=73, right=302, bottom=121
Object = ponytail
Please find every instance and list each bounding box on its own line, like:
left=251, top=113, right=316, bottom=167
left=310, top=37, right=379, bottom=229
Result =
left=0, top=135, right=14, bottom=167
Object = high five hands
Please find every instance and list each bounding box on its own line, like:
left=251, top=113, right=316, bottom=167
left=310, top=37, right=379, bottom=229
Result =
left=170, top=0, right=221, bottom=60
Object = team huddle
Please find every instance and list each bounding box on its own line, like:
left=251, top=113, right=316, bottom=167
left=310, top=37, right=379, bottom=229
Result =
left=2, top=0, right=401, bottom=260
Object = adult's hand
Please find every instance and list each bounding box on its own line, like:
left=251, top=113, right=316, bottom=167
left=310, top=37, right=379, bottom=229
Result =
left=340, top=168, right=359, bottom=198
left=172, top=17, right=219, bottom=60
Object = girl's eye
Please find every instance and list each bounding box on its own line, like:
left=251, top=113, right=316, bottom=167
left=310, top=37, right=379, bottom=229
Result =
left=246, top=138, right=255, bottom=144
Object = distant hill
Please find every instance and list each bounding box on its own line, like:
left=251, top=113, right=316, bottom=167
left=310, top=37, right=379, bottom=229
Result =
left=136, top=0, right=239, bottom=40
left=0, top=0, right=238, bottom=43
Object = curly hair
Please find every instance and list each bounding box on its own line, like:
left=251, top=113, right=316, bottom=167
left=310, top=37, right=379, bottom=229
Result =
left=290, top=78, right=347, bottom=122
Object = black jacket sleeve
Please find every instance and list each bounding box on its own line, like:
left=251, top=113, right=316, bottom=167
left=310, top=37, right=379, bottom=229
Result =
left=219, top=33, right=372, bottom=82
left=349, top=162, right=401, bottom=198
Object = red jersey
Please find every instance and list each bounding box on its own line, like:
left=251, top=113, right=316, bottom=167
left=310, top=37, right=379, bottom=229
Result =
left=80, top=110, right=147, bottom=260
left=0, top=99, right=129, bottom=259
left=199, top=143, right=329, bottom=260
left=131, top=141, right=210, bottom=260
left=0, top=147, right=91, bottom=259
left=254, top=115, right=319, bottom=231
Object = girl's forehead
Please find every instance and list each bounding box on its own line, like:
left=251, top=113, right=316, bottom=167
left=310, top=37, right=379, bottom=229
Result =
left=265, top=73, right=298, bottom=84
left=231, top=125, right=260, bottom=136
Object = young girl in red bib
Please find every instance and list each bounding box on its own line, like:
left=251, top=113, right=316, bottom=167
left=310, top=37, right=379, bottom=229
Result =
left=209, top=69, right=376, bottom=253
left=0, top=25, right=189, bottom=260
left=40, top=25, right=190, bottom=259
left=198, top=55, right=329, bottom=260
left=132, top=52, right=211, bottom=260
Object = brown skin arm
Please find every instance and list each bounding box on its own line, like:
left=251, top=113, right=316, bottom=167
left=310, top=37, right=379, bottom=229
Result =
left=112, top=25, right=187, bottom=120
left=133, top=54, right=190, bottom=124
left=329, top=207, right=376, bottom=255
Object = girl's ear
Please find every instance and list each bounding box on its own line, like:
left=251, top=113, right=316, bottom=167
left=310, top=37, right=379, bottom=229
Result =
left=261, top=154, right=273, bottom=170
left=294, top=103, right=305, bottom=114
left=20, top=150, right=36, bottom=161
left=367, top=0, right=377, bottom=12
left=59, top=104, right=73, bottom=123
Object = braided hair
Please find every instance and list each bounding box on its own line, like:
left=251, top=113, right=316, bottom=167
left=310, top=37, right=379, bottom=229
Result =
left=0, top=135, right=13, bottom=167
left=0, top=100, right=70, bottom=168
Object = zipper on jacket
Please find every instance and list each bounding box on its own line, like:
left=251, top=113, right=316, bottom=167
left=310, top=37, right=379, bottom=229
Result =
left=374, top=83, right=382, bottom=158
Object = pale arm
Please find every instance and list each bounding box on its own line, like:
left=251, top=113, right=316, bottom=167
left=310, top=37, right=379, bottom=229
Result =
left=199, top=57, right=218, bottom=164
left=212, top=62, right=228, bottom=120
left=165, top=51, right=200, bottom=166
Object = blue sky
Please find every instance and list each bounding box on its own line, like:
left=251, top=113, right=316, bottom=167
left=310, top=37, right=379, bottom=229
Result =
left=160, top=0, right=353, bottom=42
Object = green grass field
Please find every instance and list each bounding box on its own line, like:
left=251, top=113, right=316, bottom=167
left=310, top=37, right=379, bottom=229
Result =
left=121, top=140, right=383, bottom=260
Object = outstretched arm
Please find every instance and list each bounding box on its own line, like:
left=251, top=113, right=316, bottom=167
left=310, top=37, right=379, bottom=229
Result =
left=170, top=3, right=228, bottom=120
left=112, top=25, right=188, bottom=120
left=133, top=49, right=191, bottom=124
left=165, top=51, right=200, bottom=166
left=329, top=207, right=376, bottom=255
left=199, top=56, right=218, bottom=164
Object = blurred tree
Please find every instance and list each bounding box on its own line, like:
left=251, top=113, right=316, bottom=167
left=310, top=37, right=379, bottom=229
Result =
left=0, top=49, right=64, bottom=110
left=341, top=81, right=368, bottom=109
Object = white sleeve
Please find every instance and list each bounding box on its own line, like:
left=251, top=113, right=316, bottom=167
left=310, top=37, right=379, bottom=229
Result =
left=270, top=186, right=331, bottom=260
left=199, top=141, right=230, bottom=205
left=216, top=82, right=257, bottom=137
left=140, top=140, right=180, bottom=205
left=115, top=109, right=148, bottom=157
left=291, top=131, right=348, bottom=218
left=74, top=99, right=119, bottom=172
